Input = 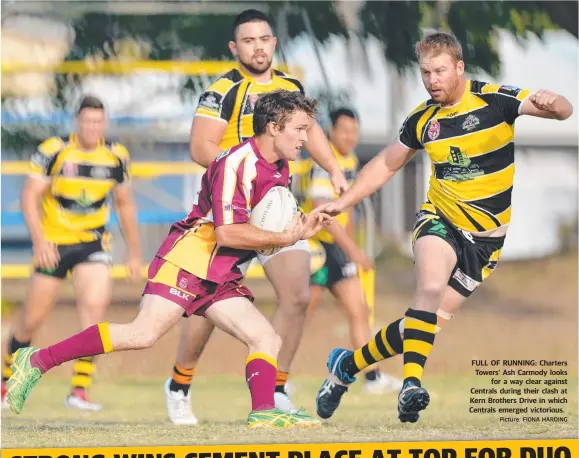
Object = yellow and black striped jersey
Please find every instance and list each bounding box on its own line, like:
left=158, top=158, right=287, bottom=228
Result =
left=302, top=143, right=358, bottom=244
left=398, top=80, right=532, bottom=233
left=29, top=134, right=130, bottom=244
left=195, top=67, right=305, bottom=150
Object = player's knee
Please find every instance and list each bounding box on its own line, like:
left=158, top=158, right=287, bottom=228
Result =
left=249, top=328, right=281, bottom=357
left=280, top=287, right=310, bottom=311
left=129, top=323, right=158, bottom=349
left=417, top=280, right=446, bottom=302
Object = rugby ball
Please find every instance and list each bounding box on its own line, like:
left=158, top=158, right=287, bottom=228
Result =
left=250, top=186, right=298, bottom=256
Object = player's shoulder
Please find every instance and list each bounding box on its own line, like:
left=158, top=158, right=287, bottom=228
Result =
left=37, top=136, right=66, bottom=156
left=405, top=99, right=437, bottom=121
left=105, top=139, right=130, bottom=162
left=206, top=69, right=245, bottom=95
left=470, top=80, right=526, bottom=98
left=273, top=69, right=305, bottom=93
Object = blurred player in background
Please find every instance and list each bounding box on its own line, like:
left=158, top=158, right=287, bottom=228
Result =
left=303, top=108, right=402, bottom=394
left=314, top=31, right=574, bottom=424
left=7, top=90, right=332, bottom=429
left=164, top=9, right=348, bottom=424
left=1, top=96, right=142, bottom=411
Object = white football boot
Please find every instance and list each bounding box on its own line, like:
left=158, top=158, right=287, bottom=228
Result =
left=164, top=378, right=198, bottom=425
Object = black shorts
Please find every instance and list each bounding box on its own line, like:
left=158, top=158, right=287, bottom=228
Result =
left=412, top=208, right=505, bottom=297
left=35, top=239, right=112, bottom=279
left=311, top=241, right=358, bottom=289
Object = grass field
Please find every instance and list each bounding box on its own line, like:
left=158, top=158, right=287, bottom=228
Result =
left=2, top=375, right=577, bottom=447
left=1, top=251, right=578, bottom=447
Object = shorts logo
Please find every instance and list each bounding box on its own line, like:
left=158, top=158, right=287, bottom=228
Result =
left=427, top=220, right=447, bottom=237
left=452, top=268, right=480, bottom=292
left=169, top=287, right=190, bottom=301
left=462, top=114, right=480, bottom=132
left=460, top=229, right=476, bottom=244
left=87, top=251, right=113, bottom=264
left=178, top=277, right=188, bottom=289
left=427, top=119, right=440, bottom=141
left=342, top=262, right=358, bottom=278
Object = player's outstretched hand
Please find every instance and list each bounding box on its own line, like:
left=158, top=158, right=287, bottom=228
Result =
left=300, top=212, right=334, bottom=240
left=311, top=201, right=345, bottom=218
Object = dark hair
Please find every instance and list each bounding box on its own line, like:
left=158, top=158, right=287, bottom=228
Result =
left=330, top=108, right=359, bottom=127
left=232, top=9, right=273, bottom=40
left=77, top=95, right=105, bottom=115
left=415, top=31, right=463, bottom=62
left=253, top=90, right=318, bottom=136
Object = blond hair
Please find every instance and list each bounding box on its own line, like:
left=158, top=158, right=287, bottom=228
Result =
left=415, top=31, right=463, bottom=62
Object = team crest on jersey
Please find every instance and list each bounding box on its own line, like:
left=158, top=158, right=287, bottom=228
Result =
left=243, top=93, right=260, bottom=114
left=462, top=114, right=480, bottom=132
left=178, top=277, right=188, bottom=289
left=427, top=119, right=440, bottom=141
left=61, top=162, right=78, bottom=177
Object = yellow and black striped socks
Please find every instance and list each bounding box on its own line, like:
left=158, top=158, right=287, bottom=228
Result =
left=71, top=356, right=96, bottom=392
left=402, top=308, right=437, bottom=387
left=341, top=318, right=403, bottom=379
left=3, top=336, right=30, bottom=382
left=169, top=363, right=196, bottom=395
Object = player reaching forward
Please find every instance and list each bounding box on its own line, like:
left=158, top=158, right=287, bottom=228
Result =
left=7, top=90, right=332, bottom=429
left=313, top=31, right=573, bottom=423
left=165, top=8, right=347, bottom=424
left=1, top=96, right=142, bottom=411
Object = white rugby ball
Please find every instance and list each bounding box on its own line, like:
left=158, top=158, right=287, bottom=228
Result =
left=250, top=186, right=298, bottom=256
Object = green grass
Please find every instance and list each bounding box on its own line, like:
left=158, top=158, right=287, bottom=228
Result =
left=2, top=375, right=577, bottom=448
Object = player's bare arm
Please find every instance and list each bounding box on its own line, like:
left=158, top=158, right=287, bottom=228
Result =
left=215, top=212, right=331, bottom=251
left=190, top=116, right=229, bottom=167
left=519, top=89, right=573, bottom=120
left=305, top=121, right=349, bottom=194
left=113, top=183, right=143, bottom=282
left=20, top=176, right=59, bottom=270
left=315, top=141, right=417, bottom=216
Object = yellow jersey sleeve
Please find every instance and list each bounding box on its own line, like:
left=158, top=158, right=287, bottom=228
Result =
left=111, top=142, right=131, bottom=184
left=29, top=136, right=64, bottom=179
left=195, top=76, right=238, bottom=123
left=480, top=83, right=533, bottom=125
left=398, top=102, right=428, bottom=150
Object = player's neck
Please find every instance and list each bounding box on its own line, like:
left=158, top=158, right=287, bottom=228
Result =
left=441, top=78, right=467, bottom=107
left=75, top=135, right=99, bottom=152
left=239, top=64, right=272, bottom=83
left=253, top=136, right=278, bottom=163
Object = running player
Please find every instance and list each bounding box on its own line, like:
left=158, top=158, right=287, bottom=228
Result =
left=303, top=108, right=402, bottom=394
left=165, top=8, right=347, bottom=424
left=313, top=31, right=573, bottom=423
left=7, top=90, right=332, bottom=429
left=1, top=96, right=142, bottom=411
